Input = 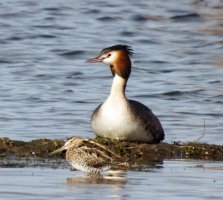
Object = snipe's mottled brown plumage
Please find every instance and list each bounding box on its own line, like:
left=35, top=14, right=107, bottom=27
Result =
left=51, top=136, right=124, bottom=174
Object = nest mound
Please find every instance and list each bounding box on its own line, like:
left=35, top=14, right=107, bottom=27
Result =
left=0, top=137, right=222, bottom=167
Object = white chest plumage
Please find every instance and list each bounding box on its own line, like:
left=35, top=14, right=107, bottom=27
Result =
left=92, top=75, right=146, bottom=140
left=92, top=95, right=138, bottom=140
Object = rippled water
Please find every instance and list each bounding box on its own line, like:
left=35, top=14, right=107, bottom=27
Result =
left=0, top=160, right=223, bottom=200
left=0, top=0, right=223, bottom=199
left=0, top=0, right=223, bottom=144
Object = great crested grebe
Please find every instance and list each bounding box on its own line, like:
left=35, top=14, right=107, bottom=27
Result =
left=87, top=45, right=164, bottom=143
left=51, top=136, right=124, bottom=174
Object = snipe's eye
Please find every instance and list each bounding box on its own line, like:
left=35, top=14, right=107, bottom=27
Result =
left=107, top=53, right=111, bottom=58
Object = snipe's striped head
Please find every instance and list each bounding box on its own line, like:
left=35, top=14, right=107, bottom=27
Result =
left=50, top=136, right=84, bottom=154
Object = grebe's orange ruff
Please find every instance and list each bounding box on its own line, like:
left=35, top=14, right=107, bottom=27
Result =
left=87, top=45, right=164, bottom=143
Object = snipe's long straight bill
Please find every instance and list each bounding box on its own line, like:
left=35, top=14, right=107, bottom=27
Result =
left=50, top=146, right=65, bottom=155
left=86, top=56, right=104, bottom=63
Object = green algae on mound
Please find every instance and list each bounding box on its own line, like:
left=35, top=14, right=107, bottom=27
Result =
left=94, top=137, right=223, bottom=162
left=0, top=137, right=223, bottom=168
left=0, top=137, right=65, bottom=158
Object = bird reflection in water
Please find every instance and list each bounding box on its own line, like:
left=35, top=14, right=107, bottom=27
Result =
left=66, top=170, right=127, bottom=185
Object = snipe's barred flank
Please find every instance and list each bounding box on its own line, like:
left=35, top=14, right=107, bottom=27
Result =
left=51, top=136, right=125, bottom=174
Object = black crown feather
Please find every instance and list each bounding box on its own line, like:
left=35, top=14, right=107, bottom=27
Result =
left=100, top=45, right=133, bottom=56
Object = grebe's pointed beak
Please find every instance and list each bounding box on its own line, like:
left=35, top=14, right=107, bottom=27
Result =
left=86, top=56, right=104, bottom=63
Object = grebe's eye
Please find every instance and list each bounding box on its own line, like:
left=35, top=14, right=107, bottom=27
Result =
left=107, top=53, right=111, bottom=58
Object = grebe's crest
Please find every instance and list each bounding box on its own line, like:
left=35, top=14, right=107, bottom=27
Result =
left=100, top=45, right=133, bottom=56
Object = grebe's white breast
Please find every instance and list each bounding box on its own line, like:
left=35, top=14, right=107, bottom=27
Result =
left=92, top=75, right=154, bottom=142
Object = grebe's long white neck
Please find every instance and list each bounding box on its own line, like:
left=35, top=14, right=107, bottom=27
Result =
left=110, top=74, right=127, bottom=98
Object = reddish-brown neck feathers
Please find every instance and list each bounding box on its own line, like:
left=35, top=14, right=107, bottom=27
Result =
left=110, top=51, right=131, bottom=79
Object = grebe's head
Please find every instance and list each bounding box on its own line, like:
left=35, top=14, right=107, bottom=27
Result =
left=87, top=44, right=133, bottom=65
left=87, top=45, right=133, bottom=79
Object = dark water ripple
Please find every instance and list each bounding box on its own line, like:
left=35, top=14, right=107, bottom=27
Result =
left=97, top=16, right=120, bottom=21
left=131, top=14, right=148, bottom=22
left=0, top=0, right=223, bottom=146
left=58, top=50, right=85, bottom=58
left=170, top=13, right=203, bottom=22
left=161, top=90, right=204, bottom=97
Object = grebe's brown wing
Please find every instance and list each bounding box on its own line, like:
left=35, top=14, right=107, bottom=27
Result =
left=128, top=100, right=164, bottom=143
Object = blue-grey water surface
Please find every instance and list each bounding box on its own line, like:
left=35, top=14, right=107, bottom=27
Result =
left=0, top=0, right=223, bottom=199
left=0, top=0, right=223, bottom=143
left=0, top=160, right=223, bottom=200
